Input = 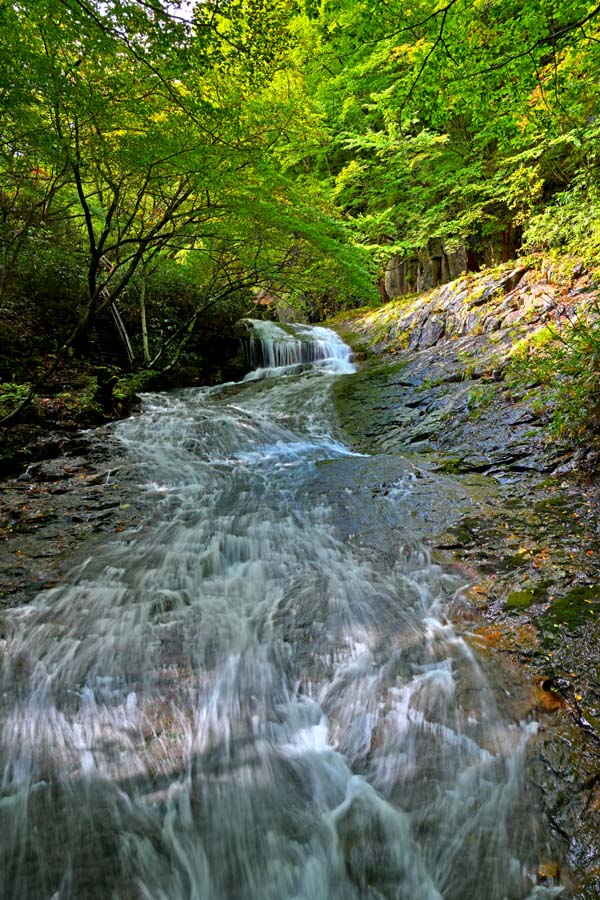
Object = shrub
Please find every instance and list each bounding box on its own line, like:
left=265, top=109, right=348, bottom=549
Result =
left=0, top=382, right=31, bottom=417
left=508, top=310, right=600, bottom=441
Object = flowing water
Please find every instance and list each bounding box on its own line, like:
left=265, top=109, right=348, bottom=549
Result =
left=0, top=322, right=561, bottom=900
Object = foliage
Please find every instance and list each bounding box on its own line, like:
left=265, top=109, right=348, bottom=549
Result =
left=3, top=0, right=600, bottom=432
left=0, top=383, right=31, bottom=417
left=523, top=178, right=600, bottom=265
left=292, top=0, right=600, bottom=270
left=466, top=384, right=496, bottom=418
left=0, top=0, right=373, bottom=420
left=508, top=309, right=600, bottom=441
left=113, top=370, right=160, bottom=404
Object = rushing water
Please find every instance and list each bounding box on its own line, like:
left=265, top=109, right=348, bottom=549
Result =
left=1, top=322, right=561, bottom=900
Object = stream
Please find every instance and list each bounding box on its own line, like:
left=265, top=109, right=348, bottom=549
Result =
left=0, top=322, right=562, bottom=900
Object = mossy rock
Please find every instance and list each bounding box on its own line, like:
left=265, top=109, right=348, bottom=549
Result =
left=544, top=584, right=600, bottom=628
left=336, top=330, right=373, bottom=355
left=506, top=583, right=547, bottom=611
left=436, top=455, right=465, bottom=474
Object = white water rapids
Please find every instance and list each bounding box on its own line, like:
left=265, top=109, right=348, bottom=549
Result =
left=1, top=321, right=562, bottom=899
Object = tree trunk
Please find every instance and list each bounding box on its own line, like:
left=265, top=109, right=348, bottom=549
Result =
left=139, top=275, right=151, bottom=365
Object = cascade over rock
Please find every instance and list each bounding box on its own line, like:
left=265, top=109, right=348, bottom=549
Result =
left=235, top=318, right=354, bottom=378
left=0, top=321, right=563, bottom=899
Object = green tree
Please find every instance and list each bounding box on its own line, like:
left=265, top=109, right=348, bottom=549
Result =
left=0, top=0, right=373, bottom=421
left=294, top=0, right=600, bottom=267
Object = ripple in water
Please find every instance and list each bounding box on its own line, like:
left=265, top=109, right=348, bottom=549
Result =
left=0, top=324, right=562, bottom=899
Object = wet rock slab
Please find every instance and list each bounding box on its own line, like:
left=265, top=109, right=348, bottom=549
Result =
left=333, top=334, right=559, bottom=476
left=308, top=453, right=491, bottom=558
left=332, top=264, right=600, bottom=896
left=0, top=431, right=139, bottom=612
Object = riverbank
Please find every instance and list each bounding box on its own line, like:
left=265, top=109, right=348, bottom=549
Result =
left=332, top=259, right=600, bottom=897
left=0, top=428, right=144, bottom=614
left=1, top=261, right=599, bottom=894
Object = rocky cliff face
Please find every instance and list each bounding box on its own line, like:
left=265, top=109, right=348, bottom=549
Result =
left=383, top=230, right=522, bottom=301
left=335, top=258, right=600, bottom=478
left=356, top=260, right=592, bottom=353
left=384, top=240, right=469, bottom=299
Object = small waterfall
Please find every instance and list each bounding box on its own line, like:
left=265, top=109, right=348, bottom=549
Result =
left=238, top=319, right=355, bottom=379
left=0, top=323, right=563, bottom=900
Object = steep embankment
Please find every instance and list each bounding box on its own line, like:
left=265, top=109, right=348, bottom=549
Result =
left=333, top=260, right=600, bottom=897
left=337, top=260, right=598, bottom=470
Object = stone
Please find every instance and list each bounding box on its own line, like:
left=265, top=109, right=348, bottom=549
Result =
left=418, top=317, right=445, bottom=349
left=383, top=243, right=469, bottom=300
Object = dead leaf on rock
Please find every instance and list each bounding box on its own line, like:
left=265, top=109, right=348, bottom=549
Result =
left=535, top=678, right=567, bottom=712
left=537, top=861, right=560, bottom=881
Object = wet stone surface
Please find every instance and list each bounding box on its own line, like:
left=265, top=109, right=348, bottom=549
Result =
left=332, top=313, right=600, bottom=896
left=333, top=334, right=563, bottom=476
left=0, top=431, right=139, bottom=612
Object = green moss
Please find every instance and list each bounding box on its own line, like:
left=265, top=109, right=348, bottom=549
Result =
left=506, top=583, right=547, bottom=611
left=436, top=455, right=465, bottom=473
left=544, top=584, right=600, bottom=628
left=360, top=359, right=409, bottom=379
left=465, top=284, right=490, bottom=307
left=393, top=330, right=411, bottom=350
left=418, top=375, right=445, bottom=391
left=447, top=523, right=475, bottom=545
left=337, top=330, right=377, bottom=357
left=337, top=329, right=363, bottom=345
left=381, top=360, right=409, bottom=376
left=456, top=350, right=476, bottom=380
left=326, top=305, right=377, bottom=326
left=508, top=325, right=556, bottom=362
left=466, top=383, right=496, bottom=416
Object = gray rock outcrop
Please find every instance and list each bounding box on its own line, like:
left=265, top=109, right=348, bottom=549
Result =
left=384, top=241, right=469, bottom=299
